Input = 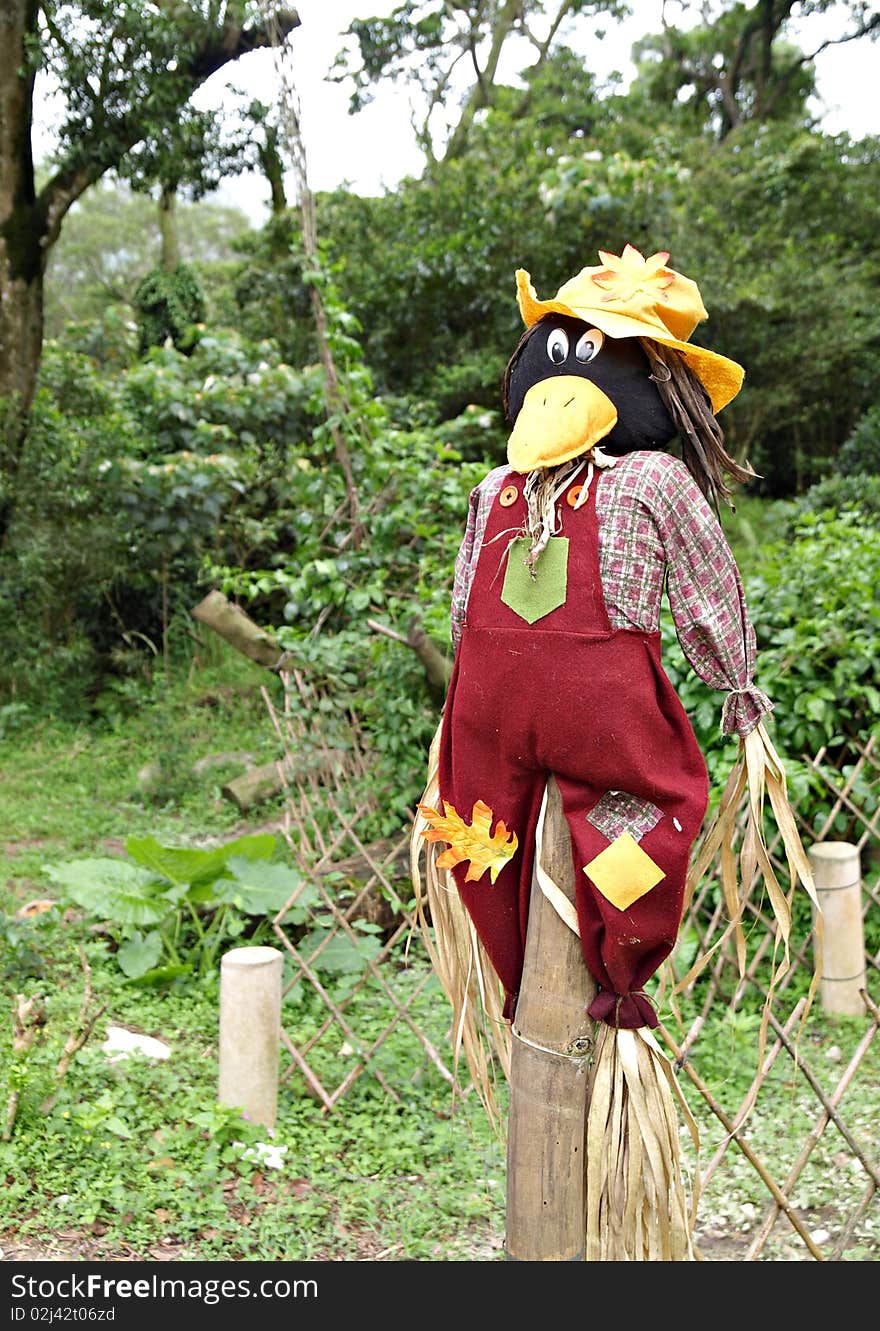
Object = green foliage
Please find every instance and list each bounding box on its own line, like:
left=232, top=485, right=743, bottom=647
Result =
left=30, top=4, right=291, bottom=210
left=44, top=831, right=288, bottom=980
left=44, top=181, right=252, bottom=342
left=533, top=124, right=880, bottom=495
left=120, top=326, right=320, bottom=456
left=0, top=905, right=61, bottom=982
left=629, top=6, right=817, bottom=138
left=662, top=506, right=880, bottom=782
left=838, top=406, right=880, bottom=476
left=783, top=474, right=880, bottom=524
left=317, top=162, right=555, bottom=413
left=0, top=968, right=505, bottom=1259
left=0, top=330, right=325, bottom=711
left=133, top=263, right=206, bottom=354
left=206, top=256, right=500, bottom=828
left=311, top=106, right=879, bottom=494
left=745, top=511, right=880, bottom=755
left=221, top=213, right=318, bottom=367
left=0, top=346, right=151, bottom=708
left=332, top=2, right=626, bottom=157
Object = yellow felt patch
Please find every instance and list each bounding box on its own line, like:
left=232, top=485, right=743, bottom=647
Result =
left=583, top=833, right=665, bottom=911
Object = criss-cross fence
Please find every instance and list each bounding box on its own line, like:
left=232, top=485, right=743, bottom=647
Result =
left=264, top=671, right=878, bottom=1262
left=667, top=731, right=880, bottom=1261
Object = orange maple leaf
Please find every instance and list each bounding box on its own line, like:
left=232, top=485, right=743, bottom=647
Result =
left=417, top=799, right=518, bottom=884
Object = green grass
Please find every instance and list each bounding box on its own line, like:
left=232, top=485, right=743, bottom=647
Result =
left=0, top=644, right=283, bottom=892
left=0, top=646, right=507, bottom=1261
left=0, top=955, right=505, bottom=1261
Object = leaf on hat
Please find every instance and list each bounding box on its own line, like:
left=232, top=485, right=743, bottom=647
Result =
left=593, top=244, right=675, bottom=304
left=417, top=799, right=518, bottom=884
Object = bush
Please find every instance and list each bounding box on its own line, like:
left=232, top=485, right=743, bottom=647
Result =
left=838, top=405, right=880, bottom=476
left=0, top=348, right=151, bottom=711
left=783, top=473, right=880, bottom=524
left=747, top=510, right=880, bottom=754
left=132, top=263, right=205, bottom=354
left=0, top=330, right=331, bottom=712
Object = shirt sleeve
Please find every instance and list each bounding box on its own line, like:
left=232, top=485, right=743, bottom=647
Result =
left=449, top=468, right=508, bottom=653
left=655, top=460, right=773, bottom=738
left=450, top=483, right=482, bottom=653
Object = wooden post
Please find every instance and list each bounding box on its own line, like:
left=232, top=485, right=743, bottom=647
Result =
left=808, top=841, right=866, bottom=1016
left=219, top=946, right=283, bottom=1129
left=505, top=777, right=597, bottom=1261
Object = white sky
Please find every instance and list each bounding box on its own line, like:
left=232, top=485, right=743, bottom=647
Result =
left=197, top=0, right=879, bottom=221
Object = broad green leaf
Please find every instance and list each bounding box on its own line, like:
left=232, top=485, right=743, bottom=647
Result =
left=117, top=930, right=164, bottom=979
left=45, top=859, right=170, bottom=927
left=103, top=1116, right=133, bottom=1139
left=298, top=929, right=381, bottom=975
left=123, top=963, right=192, bottom=987
left=124, top=832, right=277, bottom=887
left=213, top=857, right=312, bottom=917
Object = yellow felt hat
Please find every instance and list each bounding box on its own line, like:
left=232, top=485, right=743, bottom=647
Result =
left=516, top=245, right=744, bottom=413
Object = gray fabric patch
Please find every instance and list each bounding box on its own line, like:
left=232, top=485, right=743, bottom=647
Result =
left=587, top=790, right=663, bottom=843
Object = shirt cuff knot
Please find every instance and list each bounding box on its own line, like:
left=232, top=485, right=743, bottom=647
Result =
left=722, top=684, right=774, bottom=737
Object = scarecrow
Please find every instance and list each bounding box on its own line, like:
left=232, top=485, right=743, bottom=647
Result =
left=411, top=245, right=819, bottom=1261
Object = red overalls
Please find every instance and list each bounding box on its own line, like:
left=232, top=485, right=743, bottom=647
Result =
left=438, top=467, right=710, bottom=1029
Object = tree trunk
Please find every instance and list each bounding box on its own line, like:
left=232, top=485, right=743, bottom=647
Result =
left=258, top=122, right=288, bottom=216
left=0, top=1, right=45, bottom=540
left=443, top=0, right=522, bottom=162
left=159, top=184, right=181, bottom=272
left=192, top=589, right=286, bottom=671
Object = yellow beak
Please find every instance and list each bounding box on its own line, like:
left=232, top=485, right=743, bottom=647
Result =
left=507, top=376, right=617, bottom=472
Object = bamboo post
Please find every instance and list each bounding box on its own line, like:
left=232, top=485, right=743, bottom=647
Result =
left=219, top=946, right=284, bottom=1129
left=505, top=777, right=597, bottom=1262
left=808, top=841, right=866, bottom=1016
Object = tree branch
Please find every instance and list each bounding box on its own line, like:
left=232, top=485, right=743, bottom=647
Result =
left=417, top=45, right=470, bottom=158
left=367, top=616, right=451, bottom=695
left=533, top=0, right=576, bottom=62
left=443, top=0, right=522, bottom=159
left=36, top=7, right=301, bottom=247
left=762, top=12, right=880, bottom=120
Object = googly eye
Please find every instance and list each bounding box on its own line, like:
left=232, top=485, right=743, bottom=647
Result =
left=546, top=327, right=569, bottom=365
left=575, top=328, right=604, bottom=362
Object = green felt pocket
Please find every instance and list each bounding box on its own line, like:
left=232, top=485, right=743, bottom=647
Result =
left=500, top=536, right=569, bottom=624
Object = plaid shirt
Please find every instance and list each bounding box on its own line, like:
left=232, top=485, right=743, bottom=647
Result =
left=450, top=451, right=772, bottom=737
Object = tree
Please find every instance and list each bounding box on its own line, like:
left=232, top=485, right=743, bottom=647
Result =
left=43, top=180, right=251, bottom=339
left=631, top=0, right=880, bottom=140
left=331, top=1, right=627, bottom=163
left=0, top=1, right=299, bottom=540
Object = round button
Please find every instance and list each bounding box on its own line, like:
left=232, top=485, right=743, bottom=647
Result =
left=566, top=485, right=583, bottom=507
left=499, top=485, right=519, bottom=507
